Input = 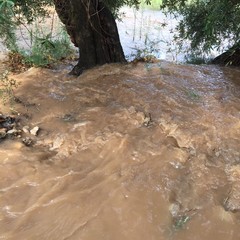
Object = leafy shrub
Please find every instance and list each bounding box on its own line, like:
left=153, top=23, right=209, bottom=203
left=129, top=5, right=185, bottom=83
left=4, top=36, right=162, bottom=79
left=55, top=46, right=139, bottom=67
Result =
left=22, top=30, right=75, bottom=67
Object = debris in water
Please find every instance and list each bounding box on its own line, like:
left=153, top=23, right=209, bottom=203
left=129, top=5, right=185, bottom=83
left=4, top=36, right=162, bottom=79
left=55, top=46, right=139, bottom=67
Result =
left=0, top=114, right=15, bottom=130
left=0, top=114, right=22, bottom=139
left=173, top=215, right=190, bottom=230
left=61, top=114, right=75, bottom=122
left=143, top=113, right=153, bottom=127
left=22, top=137, right=33, bottom=146
left=50, top=135, right=64, bottom=150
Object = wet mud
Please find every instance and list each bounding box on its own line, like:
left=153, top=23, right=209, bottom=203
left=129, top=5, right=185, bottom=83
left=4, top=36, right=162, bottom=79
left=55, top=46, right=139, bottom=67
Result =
left=0, top=62, right=240, bottom=239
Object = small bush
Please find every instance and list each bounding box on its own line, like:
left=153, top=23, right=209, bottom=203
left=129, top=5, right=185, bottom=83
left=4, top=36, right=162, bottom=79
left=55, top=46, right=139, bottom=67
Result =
left=23, top=30, right=75, bottom=67
left=6, top=29, right=75, bottom=70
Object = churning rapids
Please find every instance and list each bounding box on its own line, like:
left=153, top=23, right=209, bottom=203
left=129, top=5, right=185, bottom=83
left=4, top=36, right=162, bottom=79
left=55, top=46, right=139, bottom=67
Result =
left=0, top=61, right=240, bottom=240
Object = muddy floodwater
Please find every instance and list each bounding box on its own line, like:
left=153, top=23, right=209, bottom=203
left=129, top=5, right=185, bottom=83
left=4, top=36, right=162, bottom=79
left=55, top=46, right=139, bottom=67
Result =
left=0, top=62, right=240, bottom=239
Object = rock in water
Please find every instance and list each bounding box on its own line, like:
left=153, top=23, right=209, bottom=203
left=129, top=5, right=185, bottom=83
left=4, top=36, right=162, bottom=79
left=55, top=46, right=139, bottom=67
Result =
left=30, top=126, right=40, bottom=136
left=22, top=126, right=30, bottom=134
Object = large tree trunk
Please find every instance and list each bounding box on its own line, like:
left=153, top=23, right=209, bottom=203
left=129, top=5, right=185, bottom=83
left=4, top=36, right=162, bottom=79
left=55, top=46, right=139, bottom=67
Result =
left=53, top=0, right=126, bottom=75
left=212, top=43, right=240, bottom=67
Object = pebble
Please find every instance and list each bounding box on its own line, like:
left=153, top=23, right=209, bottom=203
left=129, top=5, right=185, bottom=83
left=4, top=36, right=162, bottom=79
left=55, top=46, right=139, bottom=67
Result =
left=169, top=203, right=181, bottom=217
left=30, top=126, right=40, bottom=136
left=22, top=125, right=30, bottom=134
left=22, top=137, right=33, bottom=146
left=7, top=129, right=19, bottom=135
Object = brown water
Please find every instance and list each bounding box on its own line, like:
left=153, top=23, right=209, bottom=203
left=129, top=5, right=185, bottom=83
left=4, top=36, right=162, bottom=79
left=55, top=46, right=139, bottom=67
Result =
left=0, top=62, right=240, bottom=240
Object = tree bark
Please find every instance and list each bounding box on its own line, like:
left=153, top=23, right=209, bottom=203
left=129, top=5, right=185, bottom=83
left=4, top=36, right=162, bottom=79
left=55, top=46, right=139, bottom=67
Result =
left=53, top=0, right=126, bottom=75
left=212, top=43, right=240, bottom=67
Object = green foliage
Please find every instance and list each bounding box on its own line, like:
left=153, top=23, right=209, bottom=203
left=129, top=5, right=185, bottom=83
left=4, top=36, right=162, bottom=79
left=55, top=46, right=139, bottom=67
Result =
left=0, top=0, right=52, bottom=52
left=13, top=0, right=53, bottom=23
left=140, top=0, right=162, bottom=10
left=0, top=0, right=153, bottom=54
left=0, top=0, right=74, bottom=68
left=0, top=0, right=18, bottom=50
left=184, top=53, right=207, bottom=65
left=185, top=89, right=201, bottom=101
left=2, top=0, right=238, bottom=66
left=22, top=28, right=75, bottom=67
left=161, top=0, right=240, bottom=53
left=0, top=0, right=53, bottom=51
left=173, top=215, right=190, bottom=230
left=1, top=0, right=158, bottom=64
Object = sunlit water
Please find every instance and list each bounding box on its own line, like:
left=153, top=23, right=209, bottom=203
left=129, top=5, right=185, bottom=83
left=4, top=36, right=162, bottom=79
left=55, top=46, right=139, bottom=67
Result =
left=117, top=7, right=232, bottom=62
left=117, top=7, right=182, bottom=61
left=0, top=61, right=240, bottom=239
